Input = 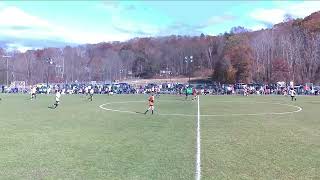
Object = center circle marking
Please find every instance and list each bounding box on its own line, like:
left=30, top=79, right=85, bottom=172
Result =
left=99, top=100, right=302, bottom=117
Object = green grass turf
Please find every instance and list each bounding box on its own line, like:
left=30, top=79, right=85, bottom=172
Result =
left=0, top=94, right=319, bottom=179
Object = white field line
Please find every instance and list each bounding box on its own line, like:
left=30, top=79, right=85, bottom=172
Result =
left=200, top=103, right=302, bottom=117
left=99, top=101, right=303, bottom=117
left=196, top=96, right=201, bottom=180
left=98, top=99, right=303, bottom=180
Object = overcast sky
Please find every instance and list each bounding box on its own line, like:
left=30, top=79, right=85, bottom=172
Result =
left=0, top=0, right=320, bottom=52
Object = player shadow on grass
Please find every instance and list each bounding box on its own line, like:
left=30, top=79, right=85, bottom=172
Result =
left=134, top=111, right=145, bottom=114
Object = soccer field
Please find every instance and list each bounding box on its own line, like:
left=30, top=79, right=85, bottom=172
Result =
left=0, top=94, right=319, bottom=179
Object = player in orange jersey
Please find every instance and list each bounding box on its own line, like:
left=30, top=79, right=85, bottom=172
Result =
left=192, top=88, right=198, bottom=100
left=144, top=94, right=155, bottom=115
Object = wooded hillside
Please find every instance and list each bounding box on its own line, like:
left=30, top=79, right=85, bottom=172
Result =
left=1, top=11, right=320, bottom=85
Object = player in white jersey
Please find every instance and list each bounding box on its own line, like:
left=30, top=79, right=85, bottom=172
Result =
left=155, top=87, right=160, bottom=98
left=289, top=88, right=297, bottom=101
left=244, top=87, right=249, bottom=96
left=31, top=86, right=37, bottom=100
left=84, top=87, right=89, bottom=96
left=51, top=90, right=61, bottom=109
left=88, top=88, right=94, bottom=101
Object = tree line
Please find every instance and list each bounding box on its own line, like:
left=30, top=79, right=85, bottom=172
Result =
left=1, top=11, right=320, bottom=85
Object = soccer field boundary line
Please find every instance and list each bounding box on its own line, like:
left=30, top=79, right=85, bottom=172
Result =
left=196, top=96, right=201, bottom=180
left=99, top=100, right=303, bottom=117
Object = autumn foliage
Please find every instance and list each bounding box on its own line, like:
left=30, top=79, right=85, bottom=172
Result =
left=223, top=35, right=253, bottom=83
left=1, top=11, right=320, bottom=85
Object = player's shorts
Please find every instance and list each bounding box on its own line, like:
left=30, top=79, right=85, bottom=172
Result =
left=148, top=105, right=154, bottom=110
left=56, top=101, right=60, bottom=104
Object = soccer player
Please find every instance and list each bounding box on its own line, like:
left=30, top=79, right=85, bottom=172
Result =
left=289, top=88, right=297, bottom=101
left=31, top=85, right=37, bottom=100
left=283, top=88, right=288, bottom=96
left=192, top=88, right=198, bottom=100
left=185, top=87, right=189, bottom=100
left=88, top=88, right=94, bottom=101
left=51, top=90, right=61, bottom=109
left=144, top=94, right=155, bottom=115
left=244, top=87, right=249, bottom=96
left=47, top=86, right=51, bottom=94
left=155, top=87, right=160, bottom=98
left=84, top=86, right=89, bottom=96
